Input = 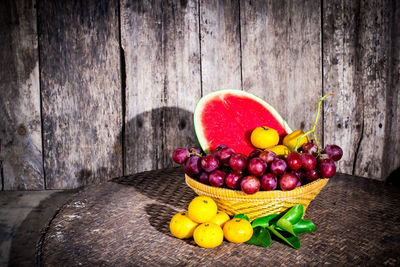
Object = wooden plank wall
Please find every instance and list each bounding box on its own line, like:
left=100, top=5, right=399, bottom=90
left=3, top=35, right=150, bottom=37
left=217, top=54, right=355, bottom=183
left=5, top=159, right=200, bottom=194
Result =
left=0, top=0, right=399, bottom=189
left=0, top=0, right=44, bottom=190
left=38, top=0, right=122, bottom=189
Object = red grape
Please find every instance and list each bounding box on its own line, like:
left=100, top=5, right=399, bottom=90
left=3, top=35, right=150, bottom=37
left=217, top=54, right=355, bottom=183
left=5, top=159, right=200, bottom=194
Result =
left=302, top=142, right=318, bottom=156
left=259, top=150, right=277, bottom=165
left=225, top=171, right=242, bottom=189
left=270, top=159, right=287, bottom=176
left=249, top=149, right=262, bottom=159
left=229, top=154, right=248, bottom=172
left=279, top=172, right=298, bottom=191
left=199, top=172, right=210, bottom=185
left=324, top=145, right=343, bottom=161
left=241, top=176, right=261, bottom=194
left=286, top=152, right=302, bottom=171
left=213, top=144, right=227, bottom=154
left=318, top=153, right=330, bottom=163
left=209, top=170, right=226, bottom=187
left=184, top=155, right=202, bottom=177
left=291, top=170, right=306, bottom=182
left=248, top=157, right=267, bottom=176
left=301, top=153, right=317, bottom=171
left=304, top=169, right=319, bottom=182
left=172, top=148, right=189, bottom=164
left=216, top=147, right=235, bottom=166
left=200, top=154, right=220, bottom=173
left=260, top=173, right=277, bottom=191
left=318, top=158, right=336, bottom=178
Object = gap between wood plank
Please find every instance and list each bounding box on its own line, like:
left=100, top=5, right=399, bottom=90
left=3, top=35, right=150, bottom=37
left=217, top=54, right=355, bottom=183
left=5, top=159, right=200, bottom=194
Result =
left=118, top=0, right=127, bottom=176
left=238, top=0, right=244, bottom=91
left=321, top=0, right=325, bottom=147
left=37, top=0, right=47, bottom=189
left=197, top=0, right=203, bottom=96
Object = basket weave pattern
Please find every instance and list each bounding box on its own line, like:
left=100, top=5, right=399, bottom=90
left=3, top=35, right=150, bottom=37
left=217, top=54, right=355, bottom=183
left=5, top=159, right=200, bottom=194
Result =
left=185, top=174, right=329, bottom=221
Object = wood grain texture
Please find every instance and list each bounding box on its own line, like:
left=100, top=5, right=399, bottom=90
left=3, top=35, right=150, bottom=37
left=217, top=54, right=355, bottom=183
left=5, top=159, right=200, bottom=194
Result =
left=122, top=0, right=201, bottom=175
left=199, top=0, right=242, bottom=94
left=240, top=0, right=323, bottom=140
left=39, top=0, right=122, bottom=189
left=0, top=0, right=44, bottom=190
left=324, top=0, right=399, bottom=180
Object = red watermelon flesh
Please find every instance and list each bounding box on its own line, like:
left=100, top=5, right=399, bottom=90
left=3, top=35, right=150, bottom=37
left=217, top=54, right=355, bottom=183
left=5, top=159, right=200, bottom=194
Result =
left=194, top=90, right=292, bottom=156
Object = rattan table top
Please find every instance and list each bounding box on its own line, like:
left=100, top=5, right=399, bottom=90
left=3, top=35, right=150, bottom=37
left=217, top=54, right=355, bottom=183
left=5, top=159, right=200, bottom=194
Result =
left=38, top=167, right=400, bottom=266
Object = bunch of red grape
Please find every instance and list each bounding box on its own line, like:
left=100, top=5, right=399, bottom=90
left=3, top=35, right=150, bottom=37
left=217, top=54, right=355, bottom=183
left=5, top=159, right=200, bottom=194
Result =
left=172, top=143, right=343, bottom=194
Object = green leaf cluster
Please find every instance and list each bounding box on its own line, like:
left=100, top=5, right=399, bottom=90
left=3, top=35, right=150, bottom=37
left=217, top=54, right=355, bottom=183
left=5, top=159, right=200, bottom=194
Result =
left=234, top=204, right=315, bottom=249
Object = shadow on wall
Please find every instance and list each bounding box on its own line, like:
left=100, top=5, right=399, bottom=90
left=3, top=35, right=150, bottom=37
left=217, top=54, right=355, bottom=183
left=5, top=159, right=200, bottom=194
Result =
left=386, top=167, right=400, bottom=187
left=122, top=106, right=198, bottom=176
left=75, top=106, right=198, bottom=186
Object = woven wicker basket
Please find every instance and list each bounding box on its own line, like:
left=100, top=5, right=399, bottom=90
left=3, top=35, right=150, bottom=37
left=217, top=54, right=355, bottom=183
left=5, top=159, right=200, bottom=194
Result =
left=185, top=174, right=329, bottom=221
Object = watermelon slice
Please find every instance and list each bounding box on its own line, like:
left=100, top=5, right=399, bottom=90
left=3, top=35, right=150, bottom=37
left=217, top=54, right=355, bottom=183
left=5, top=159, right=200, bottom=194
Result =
left=194, top=89, right=293, bottom=156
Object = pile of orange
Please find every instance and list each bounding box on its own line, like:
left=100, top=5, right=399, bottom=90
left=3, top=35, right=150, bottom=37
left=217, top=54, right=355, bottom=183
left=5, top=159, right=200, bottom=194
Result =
left=169, top=196, right=253, bottom=248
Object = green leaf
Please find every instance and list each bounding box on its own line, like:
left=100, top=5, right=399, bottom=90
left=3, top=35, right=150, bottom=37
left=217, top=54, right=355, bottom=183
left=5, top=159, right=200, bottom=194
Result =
left=246, top=226, right=271, bottom=248
left=267, top=226, right=301, bottom=249
left=233, top=214, right=249, bottom=221
left=251, top=214, right=281, bottom=228
left=276, top=218, right=296, bottom=236
left=279, top=204, right=304, bottom=225
left=292, top=219, right=316, bottom=235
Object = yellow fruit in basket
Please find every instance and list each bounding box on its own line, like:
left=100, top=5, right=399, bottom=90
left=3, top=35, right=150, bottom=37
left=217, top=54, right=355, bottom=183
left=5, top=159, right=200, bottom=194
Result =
left=208, top=210, right=230, bottom=228
left=283, top=130, right=310, bottom=151
left=193, top=222, right=224, bottom=248
left=250, top=126, right=279, bottom=149
left=266, top=145, right=290, bottom=158
left=188, top=196, right=218, bottom=223
left=223, top=218, right=253, bottom=243
left=169, top=211, right=199, bottom=239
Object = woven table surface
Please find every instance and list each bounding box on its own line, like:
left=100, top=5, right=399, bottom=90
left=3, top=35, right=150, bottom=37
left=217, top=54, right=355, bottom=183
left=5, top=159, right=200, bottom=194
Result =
left=38, top=167, right=400, bottom=266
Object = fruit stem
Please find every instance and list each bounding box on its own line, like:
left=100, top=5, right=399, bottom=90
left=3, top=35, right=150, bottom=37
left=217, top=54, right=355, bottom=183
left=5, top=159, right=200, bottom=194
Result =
left=294, top=93, right=334, bottom=152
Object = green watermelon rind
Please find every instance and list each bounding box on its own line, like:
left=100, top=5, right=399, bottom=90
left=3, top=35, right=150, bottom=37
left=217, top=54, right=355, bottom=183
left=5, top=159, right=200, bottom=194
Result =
left=194, top=89, right=293, bottom=154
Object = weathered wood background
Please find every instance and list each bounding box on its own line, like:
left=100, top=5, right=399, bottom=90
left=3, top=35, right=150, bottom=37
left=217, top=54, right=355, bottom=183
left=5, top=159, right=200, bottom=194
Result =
left=0, top=0, right=399, bottom=190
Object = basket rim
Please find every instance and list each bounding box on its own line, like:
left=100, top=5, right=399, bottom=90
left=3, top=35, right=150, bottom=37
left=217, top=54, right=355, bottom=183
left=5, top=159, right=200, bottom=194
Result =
left=185, top=174, right=329, bottom=200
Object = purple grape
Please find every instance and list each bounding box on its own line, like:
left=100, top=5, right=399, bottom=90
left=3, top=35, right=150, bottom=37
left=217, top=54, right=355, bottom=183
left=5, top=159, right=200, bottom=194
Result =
left=249, top=149, right=261, bottom=159
left=172, top=148, right=189, bottom=164
left=270, top=159, right=287, bottom=176
left=301, top=153, right=317, bottom=171
left=318, top=158, right=336, bottom=178
left=229, top=154, right=248, bottom=172
left=200, top=154, right=220, bottom=173
left=302, top=142, right=318, bottom=156
left=213, top=144, right=228, bottom=154
left=225, top=171, right=242, bottom=189
left=209, top=170, right=226, bottom=187
left=241, top=176, right=261, bottom=194
left=216, top=147, right=235, bottom=166
left=260, top=173, right=277, bottom=191
left=304, top=169, right=319, bottom=182
left=259, top=150, right=277, bottom=165
left=184, top=155, right=202, bottom=177
left=248, top=157, right=267, bottom=176
left=286, top=152, right=302, bottom=171
left=199, top=172, right=210, bottom=185
left=324, top=145, right=343, bottom=161
left=279, top=172, right=298, bottom=191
